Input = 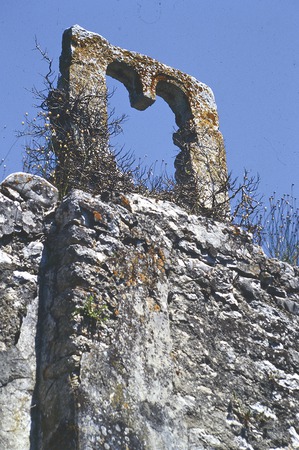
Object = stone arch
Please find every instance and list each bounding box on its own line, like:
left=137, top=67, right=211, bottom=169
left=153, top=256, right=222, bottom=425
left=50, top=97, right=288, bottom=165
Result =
left=107, top=61, right=152, bottom=111
left=105, top=74, right=179, bottom=178
left=107, top=61, right=192, bottom=129
left=155, top=78, right=192, bottom=128
left=106, top=62, right=194, bottom=182
left=58, top=25, right=229, bottom=216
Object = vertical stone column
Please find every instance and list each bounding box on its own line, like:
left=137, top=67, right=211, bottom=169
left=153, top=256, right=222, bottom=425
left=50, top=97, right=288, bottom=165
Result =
left=49, top=27, right=115, bottom=196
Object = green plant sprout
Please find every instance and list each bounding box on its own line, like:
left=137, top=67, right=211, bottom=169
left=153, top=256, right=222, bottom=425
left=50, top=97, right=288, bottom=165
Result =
left=74, top=294, right=109, bottom=325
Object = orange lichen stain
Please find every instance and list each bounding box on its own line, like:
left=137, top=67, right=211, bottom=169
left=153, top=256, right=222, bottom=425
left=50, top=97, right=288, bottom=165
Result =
left=231, top=225, right=241, bottom=236
left=138, top=273, right=148, bottom=283
left=147, top=297, right=161, bottom=312
left=205, top=111, right=218, bottom=126
left=66, top=26, right=229, bottom=215
left=157, top=248, right=165, bottom=262
left=93, top=211, right=102, bottom=222
left=154, top=256, right=164, bottom=272
left=119, top=195, right=132, bottom=211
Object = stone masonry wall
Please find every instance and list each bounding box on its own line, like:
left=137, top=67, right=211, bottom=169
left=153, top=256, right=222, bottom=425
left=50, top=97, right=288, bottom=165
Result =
left=56, top=26, right=228, bottom=215
left=0, top=173, right=299, bottom=449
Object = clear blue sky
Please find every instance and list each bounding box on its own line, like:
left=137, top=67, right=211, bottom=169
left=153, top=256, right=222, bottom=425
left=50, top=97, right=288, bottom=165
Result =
left=1, top=0, right=299, bottom=202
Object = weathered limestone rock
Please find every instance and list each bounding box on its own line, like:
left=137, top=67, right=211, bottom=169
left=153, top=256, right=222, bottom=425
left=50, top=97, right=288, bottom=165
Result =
left=2, top=172, right=59, bottom=208
left=34, top=190, right=299, bottom=449
left=56, top=25, right=228, bottom=215
left=0, top=173, right=56, bottom=238
left=1, top=177, right=299, bottom=449
left=0, top=173, right=58, bottom=450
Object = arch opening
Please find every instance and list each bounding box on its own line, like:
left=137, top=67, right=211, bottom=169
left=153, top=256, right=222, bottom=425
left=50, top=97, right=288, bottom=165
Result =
left=107, top=61, right=154, bottom=111
left=156, top=80, right=192, bottom=128
left=106, top=61, right=193, bottom=128
left=106, top=61, right=194, bottom=182
left=106, top=75, right=178, bottom=178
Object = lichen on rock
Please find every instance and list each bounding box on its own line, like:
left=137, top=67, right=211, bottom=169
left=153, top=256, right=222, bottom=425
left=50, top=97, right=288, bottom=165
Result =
left=0, top=173, right=58, bottom=450
left=1, top=176, right=297, bottom=449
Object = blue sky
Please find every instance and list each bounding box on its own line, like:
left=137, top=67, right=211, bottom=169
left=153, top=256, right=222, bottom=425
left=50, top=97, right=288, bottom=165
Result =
left=1, top=0, right=299, bottom=202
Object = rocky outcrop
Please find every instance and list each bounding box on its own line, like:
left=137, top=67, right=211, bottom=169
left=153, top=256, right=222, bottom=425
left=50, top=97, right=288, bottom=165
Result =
left=0, top=174, right=299, bottom=449
left=0, top=173, right=58, bottom=450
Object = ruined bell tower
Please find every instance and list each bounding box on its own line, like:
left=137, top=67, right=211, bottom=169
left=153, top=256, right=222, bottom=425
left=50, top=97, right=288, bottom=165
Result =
left=54, top=25, right=228, bottom=216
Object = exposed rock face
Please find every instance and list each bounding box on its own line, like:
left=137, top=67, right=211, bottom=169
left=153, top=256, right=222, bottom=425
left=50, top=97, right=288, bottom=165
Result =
left=0, top=173, right=58, bottom=450
left=0, top=174, right=299, bottom=449
left=56, top=25, right=228, bottom=215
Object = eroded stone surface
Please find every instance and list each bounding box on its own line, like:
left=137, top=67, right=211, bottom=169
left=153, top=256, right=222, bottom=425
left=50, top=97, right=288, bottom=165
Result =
left=1, top=178, right=299, bottom=449
left=0, top=172, right=58, bottom=237
left=2, top=172, right=58, bottom=208
left=57, top=25, right=228, bottom=215
left=33, top=190, right=299, bottom=450
left=0, top=174, right=57, bottom=450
